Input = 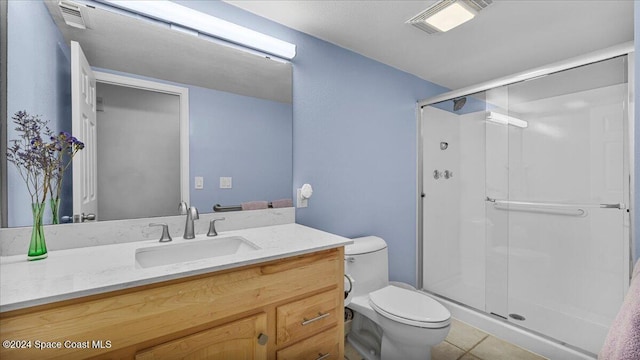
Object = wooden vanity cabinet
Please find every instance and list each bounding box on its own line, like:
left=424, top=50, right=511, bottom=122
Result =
left=0, top=248, right=344, bottom=360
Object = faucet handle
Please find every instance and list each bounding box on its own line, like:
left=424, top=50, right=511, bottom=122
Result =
left=207, top=217, right=226, bottom=237
left=149, top=223, right=172, bottom=242
left=179, top=201, right=188, bottom=214
left=190, top=206, right=199, bottom=220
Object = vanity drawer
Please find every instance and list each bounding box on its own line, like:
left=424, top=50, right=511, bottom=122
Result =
left=276, top=327, right=340, bottom=360
left=276, top=290, right=339, bottom=345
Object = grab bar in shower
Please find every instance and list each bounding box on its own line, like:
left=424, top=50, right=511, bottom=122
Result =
left=485, top=198, right=625, bottom=217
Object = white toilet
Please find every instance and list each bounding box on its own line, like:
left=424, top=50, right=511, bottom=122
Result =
left=345, top=236, right=451, bottom=360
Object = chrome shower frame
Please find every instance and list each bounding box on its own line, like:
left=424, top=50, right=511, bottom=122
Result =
left=415, top=42, right=635, bottom=358
left=415, top=41, right=635, bottom=291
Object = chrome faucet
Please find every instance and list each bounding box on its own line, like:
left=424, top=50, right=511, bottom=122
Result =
left=179, top=201, right=199, bottom=239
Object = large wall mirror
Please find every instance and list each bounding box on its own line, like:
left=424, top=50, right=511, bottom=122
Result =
left=2, top=0, right=293, bottom=228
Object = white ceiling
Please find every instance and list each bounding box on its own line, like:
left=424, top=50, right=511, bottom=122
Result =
left=224, top=0, right=634, bottom=90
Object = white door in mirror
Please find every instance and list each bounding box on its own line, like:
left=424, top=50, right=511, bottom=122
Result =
left=297, top=184, right=313, bottom=208
left=71, top=41, right=98, bottom=220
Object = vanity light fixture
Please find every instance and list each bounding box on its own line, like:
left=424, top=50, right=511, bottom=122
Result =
left=486, top=111, right=528, bottom=129
left=97, top=0, right=297, bottom=60
left=407, top=0, right=492, bottom=34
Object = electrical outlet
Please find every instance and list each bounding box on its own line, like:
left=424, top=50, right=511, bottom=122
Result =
left=297, top=188, right=308, bottom=208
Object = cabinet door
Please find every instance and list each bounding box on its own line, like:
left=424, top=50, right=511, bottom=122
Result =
left=136, top=313, right=267, bottom=360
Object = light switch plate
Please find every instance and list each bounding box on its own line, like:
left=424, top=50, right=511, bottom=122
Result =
left=220, top=177, right=232, bottom=189
left=194, top=176, right=204, bottom=190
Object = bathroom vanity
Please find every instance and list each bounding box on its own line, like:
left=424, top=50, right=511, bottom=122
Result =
left=0, top=224, right=350, bottom=359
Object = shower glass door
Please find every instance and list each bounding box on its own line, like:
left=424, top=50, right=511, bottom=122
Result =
left=487, top=55, right=629, bottom=355
left=422, top=92, right=489, bottom=311
left=422, top=55, right=629, bottom=356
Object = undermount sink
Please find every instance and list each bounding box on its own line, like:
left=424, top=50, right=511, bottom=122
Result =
left=135, top=236, right=260, bottom=268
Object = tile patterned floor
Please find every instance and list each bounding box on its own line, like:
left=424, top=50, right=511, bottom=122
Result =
left=344, top=318, right=548, bottom=360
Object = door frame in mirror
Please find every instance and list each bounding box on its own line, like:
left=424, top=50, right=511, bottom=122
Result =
left=93, top=70, right=190, bottom=208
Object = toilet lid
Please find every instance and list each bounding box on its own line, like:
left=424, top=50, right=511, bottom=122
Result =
left=369, top=286, right=450, bottom=326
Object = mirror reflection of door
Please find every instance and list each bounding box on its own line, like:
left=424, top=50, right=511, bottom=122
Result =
left=71, top=41, right=98, bottom=221
left=95, top=82, right=180, bottom=221
left=71, top=41, right=182, bottom=222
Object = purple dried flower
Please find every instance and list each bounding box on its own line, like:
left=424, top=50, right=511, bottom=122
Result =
left=7, top=111, right=84, bottom=205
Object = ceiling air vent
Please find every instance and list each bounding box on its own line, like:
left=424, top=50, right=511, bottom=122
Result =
left=407, top=0, right=492, bottom=34
left=58, top=1, right=87, bottom=29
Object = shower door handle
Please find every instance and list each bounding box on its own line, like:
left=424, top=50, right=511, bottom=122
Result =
left=600, top=203, right=625, bottom=209
left=493, top=201, right=586, bottom=217
left=487, top=198, right=624, bottom=214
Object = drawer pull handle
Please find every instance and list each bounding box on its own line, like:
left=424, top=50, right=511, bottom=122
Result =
left=316, top=353, right=331, bottom=360
left=257, top=333, right=268, bottom=346
left=301, top=312, right=330, bottom=326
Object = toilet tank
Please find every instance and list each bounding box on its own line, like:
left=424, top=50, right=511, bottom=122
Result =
left=345, top=236, right=389, bottom=297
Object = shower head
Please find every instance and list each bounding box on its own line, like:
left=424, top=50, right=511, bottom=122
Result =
left=453, top=97, right=467, bottom=111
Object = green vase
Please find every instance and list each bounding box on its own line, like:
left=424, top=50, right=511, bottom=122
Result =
left=28, top=202, right=48, bottom=261
left=50, top=197, right=61, bottom=225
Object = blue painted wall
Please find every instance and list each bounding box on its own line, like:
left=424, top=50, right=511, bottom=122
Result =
left=177, top=1, right=448, bottom=285
left=7, top=1, right=71, bottom=227
left=290, top=36, right=446, bottom=286
left=68, top=67, right=293, bottom=215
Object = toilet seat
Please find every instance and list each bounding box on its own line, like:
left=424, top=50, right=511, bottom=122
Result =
left=369, top=285, right=451, bottom=329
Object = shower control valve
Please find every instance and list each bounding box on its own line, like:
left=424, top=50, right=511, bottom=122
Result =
left=433, top=170, right=441, bottom=180
left=444, top=170, right=453, bottom=179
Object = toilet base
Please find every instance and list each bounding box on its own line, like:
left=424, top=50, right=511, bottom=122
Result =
left=347, top=336, right=379, bottom=360
left=381, top=333, right=432, bottom=360
left=347, top=308, right=449, bottom=360
left=347, top=312, right=382, bottom=360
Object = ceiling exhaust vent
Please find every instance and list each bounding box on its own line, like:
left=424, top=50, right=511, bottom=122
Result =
left=58, top=1, right=87, bottom=29
left=407, top=0, right=492, bottom=34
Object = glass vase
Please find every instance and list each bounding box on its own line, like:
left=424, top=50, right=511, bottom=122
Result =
left=28, top=202, right=48, bottom=260
left=50, top=197, right=61, bottom=225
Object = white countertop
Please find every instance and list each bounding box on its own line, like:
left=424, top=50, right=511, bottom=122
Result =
left=0, top=224, right=352, bottom=312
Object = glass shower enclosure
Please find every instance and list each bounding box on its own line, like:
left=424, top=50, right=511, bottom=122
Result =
left=419, top=54, right=631, bottom=356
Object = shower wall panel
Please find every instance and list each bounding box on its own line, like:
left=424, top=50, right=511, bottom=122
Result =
left=422, top=106, right=486, bottom=311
